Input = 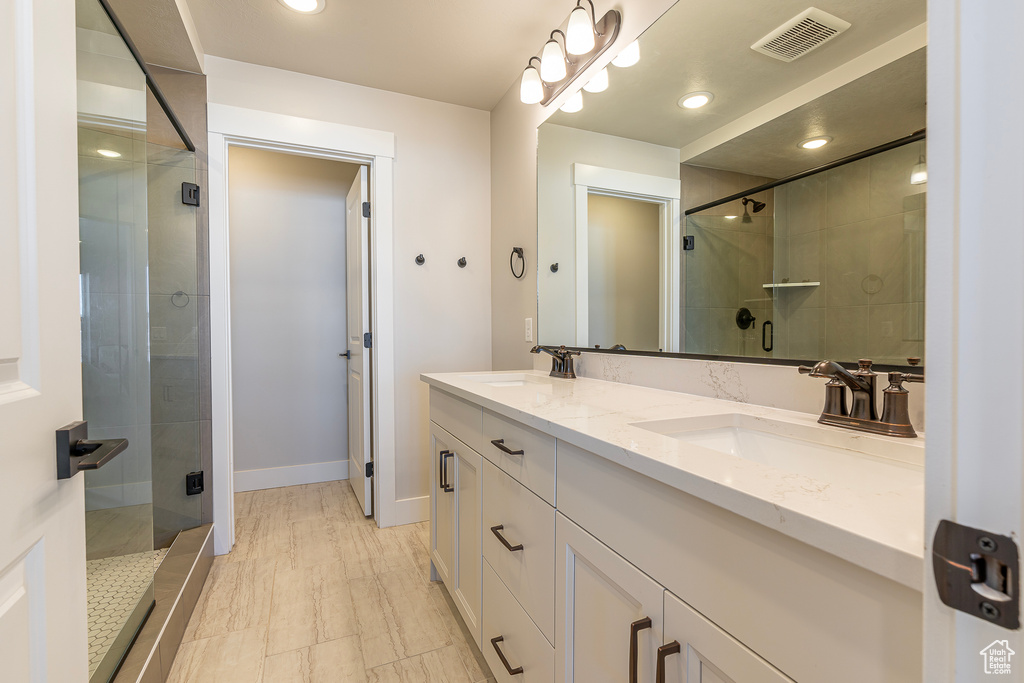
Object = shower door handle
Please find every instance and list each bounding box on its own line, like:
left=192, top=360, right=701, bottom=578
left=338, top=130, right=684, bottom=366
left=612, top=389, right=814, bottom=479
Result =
left=339, top=351, right=351, bottom=359
left=56, top=421, right=129, bottom=480
left=762, top=320, right=774, bottom=353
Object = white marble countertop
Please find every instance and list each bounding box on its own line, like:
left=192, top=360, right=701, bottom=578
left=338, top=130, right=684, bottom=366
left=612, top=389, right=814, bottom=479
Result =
left=421, top=369, right=925, bottom=591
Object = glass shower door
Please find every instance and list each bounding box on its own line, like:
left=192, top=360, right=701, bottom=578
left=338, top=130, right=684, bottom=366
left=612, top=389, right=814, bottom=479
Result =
left=77, top=0, right=155, bottom=678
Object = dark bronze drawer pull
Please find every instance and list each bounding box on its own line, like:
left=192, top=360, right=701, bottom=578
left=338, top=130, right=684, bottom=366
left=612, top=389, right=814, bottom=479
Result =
left=440, top=450, right=454, bottom=493
left=629, top=616, right=652, bottom=683
left=490, top=635, right=524, bottom=675
left=656, top=641, right=681, bottom=683
left=491, top=438, right=525, bottom=456
left=490, top=524, right=524, bottom=552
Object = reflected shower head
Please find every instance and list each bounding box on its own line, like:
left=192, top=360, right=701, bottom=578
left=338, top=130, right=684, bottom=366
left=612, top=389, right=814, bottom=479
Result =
left=742, top=197, right=767, bottom=213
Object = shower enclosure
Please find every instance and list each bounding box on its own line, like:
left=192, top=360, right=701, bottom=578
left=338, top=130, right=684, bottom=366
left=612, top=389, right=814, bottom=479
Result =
left=682, top=136, right=926, bottom=366
left=77, top=0, right=202, bottom=679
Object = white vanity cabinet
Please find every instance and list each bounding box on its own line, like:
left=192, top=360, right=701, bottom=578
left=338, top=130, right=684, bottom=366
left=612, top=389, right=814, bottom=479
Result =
left=429, top=394, right=483, bottom=646
left=425, top=382, right=923, bottom=683
left=555, top=513, right=664, bottom=683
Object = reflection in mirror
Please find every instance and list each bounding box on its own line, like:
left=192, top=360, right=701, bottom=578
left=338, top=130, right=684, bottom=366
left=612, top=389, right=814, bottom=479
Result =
left=537, top=0, right=926, bottom=367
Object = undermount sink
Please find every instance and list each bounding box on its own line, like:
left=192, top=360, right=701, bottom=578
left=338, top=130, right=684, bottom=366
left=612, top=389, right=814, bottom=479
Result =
left=460, top=373, right=550, bottom=387
left=630, top=413, right=923, bottom=493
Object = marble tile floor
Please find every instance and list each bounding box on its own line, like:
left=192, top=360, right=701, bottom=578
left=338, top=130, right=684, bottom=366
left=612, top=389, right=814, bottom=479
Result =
left=168, top=481, right=495, bottom=683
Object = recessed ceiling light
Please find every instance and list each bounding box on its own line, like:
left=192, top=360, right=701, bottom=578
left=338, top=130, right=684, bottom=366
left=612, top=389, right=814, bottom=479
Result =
left=278, top=0, right=325, bottom=14
left=800, top=136, right=832, bottom=149
left=96, top=149, right=121, bottom=158
left=724, top=216, right=738, bottom=219
left=678, top=92, right=713, bottom=109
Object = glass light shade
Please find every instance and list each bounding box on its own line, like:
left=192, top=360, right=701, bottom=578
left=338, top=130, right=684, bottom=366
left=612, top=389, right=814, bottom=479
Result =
left=583, top=67, right=608, bottom=93
left=612, top=40, right=640, bottom=67
left=541, top=40, right=568, bottom=82
left=566, top=6, right=596, bottom=55
left=520, top=66, right=544, bottom=104
left=560, top=91, right=583, bottom=113
left=910, top=159, right=928, bottom=185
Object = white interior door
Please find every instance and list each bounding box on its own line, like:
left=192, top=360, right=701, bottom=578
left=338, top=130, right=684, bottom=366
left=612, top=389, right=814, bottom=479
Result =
left=0, top=0, right=90, bottom=679
left=925, top=2, right=1024, bottom=680
left=346, top=165, right=372, bottom=516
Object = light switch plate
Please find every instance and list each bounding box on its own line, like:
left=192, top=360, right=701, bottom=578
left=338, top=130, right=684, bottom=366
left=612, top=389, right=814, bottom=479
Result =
left=525, top=318, right=533, bottom=343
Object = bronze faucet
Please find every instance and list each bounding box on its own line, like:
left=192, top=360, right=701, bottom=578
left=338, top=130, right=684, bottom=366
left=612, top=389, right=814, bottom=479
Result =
left=799, top=358, right=924, bottom=437
left=531, top=345, right=580, bottom=379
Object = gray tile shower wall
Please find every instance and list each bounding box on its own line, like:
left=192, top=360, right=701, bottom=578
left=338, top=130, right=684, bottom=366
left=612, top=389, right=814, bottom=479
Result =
left=147, top=66, right=213, bottom=541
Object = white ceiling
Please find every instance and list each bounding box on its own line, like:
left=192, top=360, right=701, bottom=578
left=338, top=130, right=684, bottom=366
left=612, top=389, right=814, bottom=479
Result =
left=182, top=0, right=578, bottom=110
left=546, top=0, right=926, bottom=159
left=687, top=49, right=926, bottom=178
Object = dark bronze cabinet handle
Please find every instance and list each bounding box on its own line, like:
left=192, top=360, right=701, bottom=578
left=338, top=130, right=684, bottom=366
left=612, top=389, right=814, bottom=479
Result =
left=490, top=636, right=524, bottom=675
left=656, top=641, right=681, bottom=683
left=490, top=438, right=525, bottom=456
left=629, top=616, right=652, bottom=683
left=490, top=525, right=524, bottom=552
left=442, top=451, right=454, bottom=493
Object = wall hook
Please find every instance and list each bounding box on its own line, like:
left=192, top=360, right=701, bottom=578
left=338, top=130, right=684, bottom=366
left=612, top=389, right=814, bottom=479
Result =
left=458, top=257, right=467, bottom=268
left=415, top=254, right=425, bottom=265
left=550, top=263, right=559, bottom=273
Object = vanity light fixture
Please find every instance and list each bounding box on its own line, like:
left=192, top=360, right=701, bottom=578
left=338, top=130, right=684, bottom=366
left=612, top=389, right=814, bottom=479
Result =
left=583, top=67, right=609, bottom=93
left=541, top=31, right=570, bottom=83
left=96, top=149, right=121, bottom=158
left=518, top=2, right=621, bottom=106
left=612, top=40, right=640, bottom=67
left=560, top=90, right=584, bottom=113
left=278, top=0, right=325, bottom=13
left=566, top=0, right=598, bottom=55
left=800, top=136, right=832, bottom=149
left=678, top=91, right=713, bottom=109
left=520, top=57, right=545, bottom=104
left=910, top=154, right=928, bottom=184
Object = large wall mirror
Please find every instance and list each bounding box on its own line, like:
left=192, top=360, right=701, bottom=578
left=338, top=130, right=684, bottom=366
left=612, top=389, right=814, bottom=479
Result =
left=537, top=0, right=927, bottom=367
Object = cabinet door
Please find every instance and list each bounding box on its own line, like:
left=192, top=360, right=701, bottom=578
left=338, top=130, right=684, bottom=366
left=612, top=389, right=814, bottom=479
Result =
left=430, top=424, right=456, bottom=587
left=659, top=591, right=794, bottom=683
left=556, top=513, right=664, bottom=683
left=452, top=445, right=482, bottom=646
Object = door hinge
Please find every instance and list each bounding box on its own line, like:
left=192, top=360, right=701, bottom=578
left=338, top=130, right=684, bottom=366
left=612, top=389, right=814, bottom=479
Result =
left=365, top=461, right=374, bottom=478
left=182, top=182, right=200, bottom=207
left=362, top=201, right=371, bottom=218
left=933, top=519, right=1020, bottom=629
left=363, top=332, right=372, bottom=349
left=683, top=235, right=695, bottom=251
left=186, top=471, right=204, bottom=496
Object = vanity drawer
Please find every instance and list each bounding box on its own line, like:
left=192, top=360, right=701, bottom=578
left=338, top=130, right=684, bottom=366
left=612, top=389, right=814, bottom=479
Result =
left=482, top=460, right=555, bottom=644
left=482, top=409, right=556, bottom=505
left=430, top=388, right=483, bottom=454
left=483, top=559, right=554, bottom=683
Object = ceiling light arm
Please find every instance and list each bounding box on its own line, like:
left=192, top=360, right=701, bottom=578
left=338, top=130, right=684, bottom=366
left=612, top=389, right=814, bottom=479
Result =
left=575, top=0, right=606, bottom=36
left=527, top=56, right=554, bottom=91
left=549, top=29, right=577, bottom=67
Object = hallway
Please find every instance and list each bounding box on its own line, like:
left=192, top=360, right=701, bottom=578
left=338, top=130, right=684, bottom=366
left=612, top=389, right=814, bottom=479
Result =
left=167, top=482, right=494, bottom=682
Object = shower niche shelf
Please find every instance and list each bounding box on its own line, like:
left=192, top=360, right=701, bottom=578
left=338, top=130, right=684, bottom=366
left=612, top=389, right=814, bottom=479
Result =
left=762, top=281, right=820, bottom=290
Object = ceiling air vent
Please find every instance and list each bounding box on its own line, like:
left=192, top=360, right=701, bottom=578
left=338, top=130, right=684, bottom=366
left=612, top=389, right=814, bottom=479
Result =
left=751, top=8, right=851, bottom=62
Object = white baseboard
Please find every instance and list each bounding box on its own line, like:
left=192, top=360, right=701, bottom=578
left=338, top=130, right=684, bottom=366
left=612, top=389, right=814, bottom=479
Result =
left=85, top=481, right=152, bottom=510
left=393, top=495, right=429, bottom=526
left=234, top=460, right=349, bottom=492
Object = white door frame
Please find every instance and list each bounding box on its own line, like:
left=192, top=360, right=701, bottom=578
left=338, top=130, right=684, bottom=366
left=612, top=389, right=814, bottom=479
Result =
left=571, top=163, right=681, bottom=352
left=207, top=104, right=398, bottom=554
left=924, top=1, right=1024, bottom=679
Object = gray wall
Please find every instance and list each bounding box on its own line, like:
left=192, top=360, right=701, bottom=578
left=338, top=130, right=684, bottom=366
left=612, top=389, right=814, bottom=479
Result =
left=228, top=147, right=359, bottom=476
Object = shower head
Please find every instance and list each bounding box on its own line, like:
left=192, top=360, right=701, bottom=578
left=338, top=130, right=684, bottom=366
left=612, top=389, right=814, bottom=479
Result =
left=742, top=197, right=767, bottom=213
